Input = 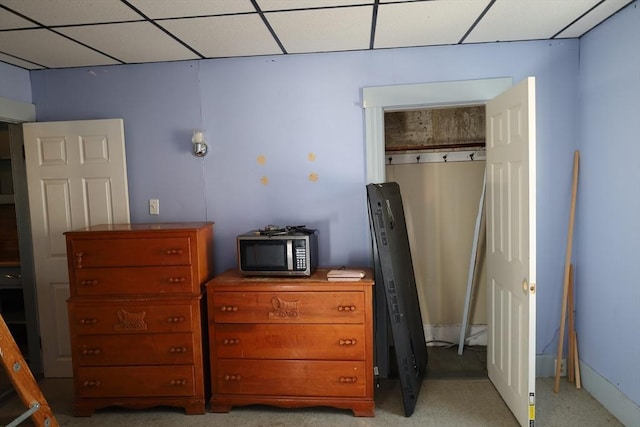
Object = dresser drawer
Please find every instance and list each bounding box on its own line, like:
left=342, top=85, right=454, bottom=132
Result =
left=215, top=360, right=367, bottom=397
left=68, top=300, right=198, bottom=335
left=215, top=324, right=366, bottom=360
left=69, top=237, right=192, bottom=268
left=76, top=366, right=196, bottom=398
left=211, top=291, right=365, bottom=324
left=73, top=333, right=196, bottom=366
left=74, top=266, right=196, bottom=296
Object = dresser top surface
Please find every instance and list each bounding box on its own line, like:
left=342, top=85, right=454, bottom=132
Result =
left=208, top=267, right=374, bottom=287
left=64, top=222, right=213, bottom=235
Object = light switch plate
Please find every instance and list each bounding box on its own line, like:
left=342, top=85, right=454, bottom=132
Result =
left=149, top=199, right=159, bottom=215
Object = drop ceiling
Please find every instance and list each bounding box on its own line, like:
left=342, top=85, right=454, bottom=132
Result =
left=0, top=0, right=633, bottom=70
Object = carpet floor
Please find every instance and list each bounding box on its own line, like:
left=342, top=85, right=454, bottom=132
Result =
left=0, top=376, right=623, bottom=427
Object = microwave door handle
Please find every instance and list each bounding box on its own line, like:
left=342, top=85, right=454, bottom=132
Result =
left=286, top=240, right=294, bottom=270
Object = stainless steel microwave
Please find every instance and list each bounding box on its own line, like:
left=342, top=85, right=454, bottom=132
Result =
left=237, top=226, right=318, bottom=276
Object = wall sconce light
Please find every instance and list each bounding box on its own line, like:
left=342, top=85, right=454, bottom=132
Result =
left=192, top=129, right=207, bottom=157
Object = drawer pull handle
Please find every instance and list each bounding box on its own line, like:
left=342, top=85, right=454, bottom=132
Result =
left=167, top=316, right=185, bottom=323
left=165, top=249, right=184, bottom=255
left=80, top=318, right=97, bottom=325
left=339, top=339, right=357, bottom=346
left=223, top=374, right=242, bottom=382
left=220, top=305, right=238, bottom=312
left=81, top=348, right=102, bottom=356
left=80, top=279, right=98, bottom=286
left=223, top=338, right=240, bottom=345
left=169, top=379, right=187, bottom=386
left=168, top=277, right=186, bottom=283
left=339, top=376, right=358, bottom=383
left=4, top=273, right=21, bottom=280
left=82, top=380, right=101, bottom=388
left=170, top=346, right=187, bottom=353
left=338, top=305, right=356, bottom=312
left=74, top=252, right=84, bottom=269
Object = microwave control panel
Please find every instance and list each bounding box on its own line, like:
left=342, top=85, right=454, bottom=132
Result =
left=295, top=245, right=307, bottom=270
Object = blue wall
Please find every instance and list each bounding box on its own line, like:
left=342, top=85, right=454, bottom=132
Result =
left=576, top=1, right=640, bottom=408
left=0, top=4, right=640, bottom=410
left=0, top=61, right=31, bottom=105
left=26, top=39, right=580, bottom=364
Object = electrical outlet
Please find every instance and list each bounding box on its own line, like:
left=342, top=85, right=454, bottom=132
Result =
left=555, top=358, right=567, bottom=377
left=149, top=199, right=159, bottom=215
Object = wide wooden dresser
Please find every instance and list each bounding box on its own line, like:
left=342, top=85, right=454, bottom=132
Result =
left=207, top=267, right=375, bottom=417
left=65, top=222, right=214, bottom=416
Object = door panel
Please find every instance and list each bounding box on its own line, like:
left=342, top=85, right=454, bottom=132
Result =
left=486, top=77, right=536, bottom=427
left=23, top=119, right=130, bottom=377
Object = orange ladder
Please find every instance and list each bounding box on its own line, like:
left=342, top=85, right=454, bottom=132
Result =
left=0, top=313, right=58, bottom=427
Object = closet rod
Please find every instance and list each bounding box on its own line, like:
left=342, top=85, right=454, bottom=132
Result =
left=386, top=149, right=485, bottom=165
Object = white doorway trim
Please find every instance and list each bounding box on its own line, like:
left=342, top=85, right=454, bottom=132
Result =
left=0, top=96, right=35, bottom=122
left=363, top=77, right=513, bottom=184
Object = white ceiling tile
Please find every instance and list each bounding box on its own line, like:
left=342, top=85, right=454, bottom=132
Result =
left=556, top=0, right=633, bottom=38
left=0, top=7, right=35, bottom=29
left=465, top=0, right=601, bottom=43
left=160, top=15, right=282, bottom=58
left=0, top=52, right=44, bottom=69
left=266, top=6, right=372, bottom=53
left=257, top=0, right=374, bottom=11
left=0, top=29, right=120, bottom=68
left=57, top=22, right=199, bottom=64
left=0, top=0, right=142, bottom=26
left=375, top=0, right=491, bottom=48
left=0, top=0, right=632, bottom=70
left=128, top=0, right=255, bottom=19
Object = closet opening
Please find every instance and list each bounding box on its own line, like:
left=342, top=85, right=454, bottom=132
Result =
left=384, top=105, right=487, bottom=379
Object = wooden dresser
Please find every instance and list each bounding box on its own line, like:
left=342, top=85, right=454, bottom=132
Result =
left=65, top=222, right=214, bottom=416
left=206, top=267, right=375, bottom=417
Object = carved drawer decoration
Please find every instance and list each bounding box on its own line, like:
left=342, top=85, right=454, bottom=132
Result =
left=213, top=291, right=365, bottom=324
left=68, top=301, right=195, bottom=335
left=115, top=309, right=147, bottom=330
left=269, top=296, right=299, bottom=319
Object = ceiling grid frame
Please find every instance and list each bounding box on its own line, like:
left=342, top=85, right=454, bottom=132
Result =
left=0, top=0, right=633, bottom=70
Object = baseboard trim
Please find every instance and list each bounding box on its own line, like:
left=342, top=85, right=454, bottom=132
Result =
left=535, top=354, right=640, bottom=426
left=424, top=324, right=487, bottom=346
left=580, top=360, right=640, bottom=427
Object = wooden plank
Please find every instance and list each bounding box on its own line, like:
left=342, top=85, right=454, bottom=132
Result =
left=554, top=151, right=580, bottom=393
left=568, top=264, right=575, bottom=383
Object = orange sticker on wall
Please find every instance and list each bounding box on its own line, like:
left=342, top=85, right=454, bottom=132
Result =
left=308, top=153, right=316, bottom=161
left=260, top=176, right=269, bottom=185
left=308, top=173, right=318, bottom=182
left=257, top=155, right=266, bottom=165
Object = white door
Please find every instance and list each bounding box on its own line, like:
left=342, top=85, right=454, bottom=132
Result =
left=486, top=77, right=537, bottom=427
left=23, top=119, right=130, bottom=377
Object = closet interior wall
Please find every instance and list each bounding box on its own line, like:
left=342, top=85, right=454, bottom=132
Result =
left=386, top=159, right=487, bottom=345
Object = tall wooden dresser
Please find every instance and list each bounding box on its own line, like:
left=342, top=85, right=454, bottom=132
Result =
left=207, top=267, right=375, bottom=417
left=65, top=222, right=213, bottom=416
